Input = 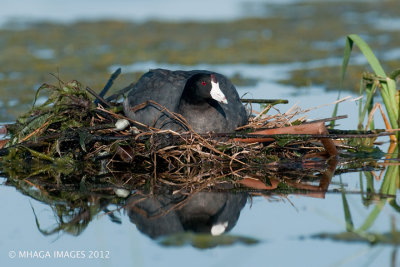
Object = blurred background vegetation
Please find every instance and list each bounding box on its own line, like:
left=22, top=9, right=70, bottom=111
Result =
left=1, top=0, right=400, bottom=121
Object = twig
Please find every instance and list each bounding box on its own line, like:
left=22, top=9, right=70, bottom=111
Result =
left=105, top=83, right=136, bottom=102
left=305, top=115, right=348, bottom=124
left=86, top=87, right=111, bottom=107
left=135, top=100, right=248, bottom=165
left=94, top=68, right=121, bottom=105
left=241, top=98, right=288, bottom=104
left=20, top=121, right=50, bottom=142
left=181, top=129, right=398, bottom=140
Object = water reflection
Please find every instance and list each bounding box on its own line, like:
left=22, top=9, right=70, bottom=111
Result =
left=1, top=145, right=400, bottom=267
left=0, top=154, right=351, bottom=247
left=126, top=191, right=247, bottom=238
left=314, top=144, right=400, bottom=245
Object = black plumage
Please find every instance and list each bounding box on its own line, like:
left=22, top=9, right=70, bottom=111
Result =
left=123, top=68, right=248, bottom=133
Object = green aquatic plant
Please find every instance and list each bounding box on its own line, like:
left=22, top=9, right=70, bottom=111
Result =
left=318, top=145, right=400, bottom=246
left=359, top=149, right=398, bottom=232
left=7, top=80, right=94, bottom=146
left=331, top=35, right=400, bottom=242
left=340, top=34, right=399, bottom=137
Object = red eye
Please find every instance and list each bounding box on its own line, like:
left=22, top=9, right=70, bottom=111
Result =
left=201, top=81, right=207, bottom=86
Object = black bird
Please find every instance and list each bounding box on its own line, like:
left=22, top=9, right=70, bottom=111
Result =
left=123, top=68, right=248, bottom=133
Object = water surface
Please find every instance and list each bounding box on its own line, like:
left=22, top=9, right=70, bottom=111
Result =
left=1, top=1, right=400, bottom=267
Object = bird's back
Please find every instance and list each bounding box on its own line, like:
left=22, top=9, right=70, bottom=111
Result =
left=123, top=69, right=248, bottom=132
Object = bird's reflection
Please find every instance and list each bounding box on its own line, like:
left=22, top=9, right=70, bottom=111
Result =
left=125, top=191, right=248, bottom=239
left=2, top=156, right=343, bottom=242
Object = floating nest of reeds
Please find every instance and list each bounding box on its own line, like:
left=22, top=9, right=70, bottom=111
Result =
left=0, top=75, right=395, bottom=197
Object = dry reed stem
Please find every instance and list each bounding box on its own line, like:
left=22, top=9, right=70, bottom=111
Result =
left=131, top=100, right=249, bottom=166
left=20, top=120, right=50, bottom=142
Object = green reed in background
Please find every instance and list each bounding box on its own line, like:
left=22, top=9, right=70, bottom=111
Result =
left=320, top=35, right=400, bottom=245
left=341, top=33, right=399, bottom=243
left=341, top=34, right=399, bottom=136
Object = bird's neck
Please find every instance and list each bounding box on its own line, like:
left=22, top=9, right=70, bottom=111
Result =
left=180, top=86, right=205, bottom=105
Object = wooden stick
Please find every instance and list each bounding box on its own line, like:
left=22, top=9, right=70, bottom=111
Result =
left=86, top=87, right=111, bottom=107
left=241, top=98, right=288, bottom=104
left=234, top=122, right=338, bottom=157
left=94, top=68, right=121, bottom=105
left=304, top=115, right=348, bottom=124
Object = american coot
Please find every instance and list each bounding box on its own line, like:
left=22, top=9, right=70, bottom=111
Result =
left=123, top=69, right=248, bottom=133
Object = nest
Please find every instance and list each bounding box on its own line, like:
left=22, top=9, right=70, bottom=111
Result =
left=1, top=75, right=395, bottom=237
left=0, top=76, right=391, bottom=199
